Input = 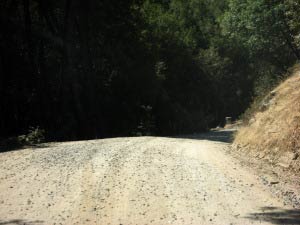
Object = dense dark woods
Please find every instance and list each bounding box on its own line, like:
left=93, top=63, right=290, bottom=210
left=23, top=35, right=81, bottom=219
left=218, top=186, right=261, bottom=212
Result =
left=0, top=0, right=299, bottom=142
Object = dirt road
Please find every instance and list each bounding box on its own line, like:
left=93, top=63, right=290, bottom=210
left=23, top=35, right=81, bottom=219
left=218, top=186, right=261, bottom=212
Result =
left=0, top=130, right=297, bottom=225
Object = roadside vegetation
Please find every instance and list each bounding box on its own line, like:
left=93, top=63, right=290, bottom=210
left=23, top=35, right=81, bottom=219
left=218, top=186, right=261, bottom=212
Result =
left=234, top=66, right=300, bottom=172
left=1, top=0, right=299, bottom=143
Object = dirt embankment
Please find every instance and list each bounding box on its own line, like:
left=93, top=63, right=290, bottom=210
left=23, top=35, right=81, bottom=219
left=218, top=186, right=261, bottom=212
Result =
left=232, top=67, right=300, bottom=208
left=234, top=68, right=300, bottom=172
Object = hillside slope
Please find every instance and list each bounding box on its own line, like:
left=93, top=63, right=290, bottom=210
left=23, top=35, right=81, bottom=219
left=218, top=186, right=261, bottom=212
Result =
left=234, top=67, right=300, bottom=172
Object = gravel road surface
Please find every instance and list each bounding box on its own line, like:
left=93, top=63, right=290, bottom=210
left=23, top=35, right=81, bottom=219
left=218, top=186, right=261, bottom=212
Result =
left=0, top=130, right=297, bottom=225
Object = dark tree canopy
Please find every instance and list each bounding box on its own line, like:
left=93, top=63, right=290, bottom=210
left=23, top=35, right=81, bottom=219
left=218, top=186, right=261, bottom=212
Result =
left=0, top=0, right=299, bottom=142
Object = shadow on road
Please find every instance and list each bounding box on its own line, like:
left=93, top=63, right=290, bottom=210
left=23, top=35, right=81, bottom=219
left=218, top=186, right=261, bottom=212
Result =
left=246, top=207, right=300, bottom=224
left=177, top=129, right=236, bottom=144
left=0, top=219, right=44, bottom=225
left=0, top=142, right=50, bottom=154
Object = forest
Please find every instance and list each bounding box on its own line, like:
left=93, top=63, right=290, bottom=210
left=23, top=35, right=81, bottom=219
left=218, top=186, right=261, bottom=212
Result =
left=0, top=0, right=299, bottom=142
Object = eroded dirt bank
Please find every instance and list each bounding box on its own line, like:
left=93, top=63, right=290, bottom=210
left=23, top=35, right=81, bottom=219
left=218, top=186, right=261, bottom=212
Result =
left=0, top=131, right=298, bottom=225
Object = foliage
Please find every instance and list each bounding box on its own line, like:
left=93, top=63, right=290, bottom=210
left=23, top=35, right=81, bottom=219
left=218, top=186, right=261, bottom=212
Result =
left=284, top=0, right=300, bottom=50
left=0, top=127, right=45, bottom=152
left=222, top=0, right=300, bottom=94
left=18, top=127, right=45, bottom=145
left=1, top=0, right=299, bottom=141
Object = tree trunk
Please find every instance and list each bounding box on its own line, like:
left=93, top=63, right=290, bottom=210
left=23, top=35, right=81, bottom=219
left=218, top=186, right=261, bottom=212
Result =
left=23, top=0, right=35, bottom=68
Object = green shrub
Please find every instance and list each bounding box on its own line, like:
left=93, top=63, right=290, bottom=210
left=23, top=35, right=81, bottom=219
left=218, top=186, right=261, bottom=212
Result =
left=18, top=127, right=45, bottom=145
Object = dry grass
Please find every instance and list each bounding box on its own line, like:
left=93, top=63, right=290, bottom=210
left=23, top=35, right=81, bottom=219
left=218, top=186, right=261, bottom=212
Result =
left=234, top=66, right=300, bottom=172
